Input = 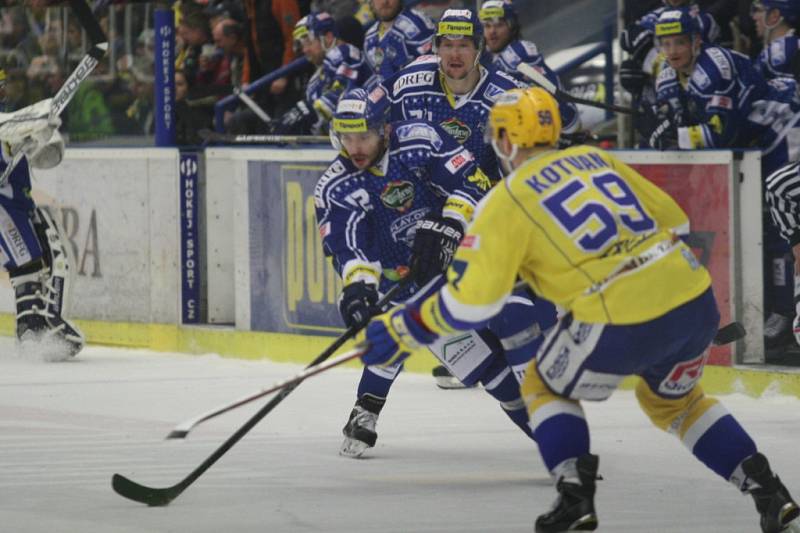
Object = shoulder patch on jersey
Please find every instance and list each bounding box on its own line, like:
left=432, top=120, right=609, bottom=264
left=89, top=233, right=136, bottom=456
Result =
left=705, top=47, right=731, bottom=80
left=691, top=64, right=711, bottom=90
left=314, top=158, right=348, bottom=206
left=770, top=39, right=787, bottom=65
left=409, top=54, right=439, bottom=66
left=485, top=83, right=508, bottom=102
left=395, top=15, right=420, bottom=38
left=393, top=69, right=436, bottom=92
left=327, top=46, right=343, bottom=63
left=395, top=122, right=444, bottom=150
left=519, top=40, right=540, bottom=57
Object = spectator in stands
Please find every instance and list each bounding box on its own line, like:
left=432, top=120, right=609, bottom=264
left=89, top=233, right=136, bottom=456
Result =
left=177, top=8, right=213, bottom=87
left=175, top=68, right=215, bottom=145
left=212, top=17, right=255, bottom=88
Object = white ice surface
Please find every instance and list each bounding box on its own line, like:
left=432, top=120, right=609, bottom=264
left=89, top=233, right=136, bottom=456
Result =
left=1, top=339, right=799, bottom=533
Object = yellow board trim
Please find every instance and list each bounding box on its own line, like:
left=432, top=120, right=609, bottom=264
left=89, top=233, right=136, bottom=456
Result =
left=1, top=312, right=798, bottom=396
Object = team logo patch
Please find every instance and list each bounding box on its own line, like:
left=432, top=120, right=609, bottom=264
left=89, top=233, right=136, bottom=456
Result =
left=381, top=180, right=415, bottom=211
left=708, top=94, right=733, bottom=110
left=383, top=265, right=410, bottom=281
left=658, top=353, right=706, bottom=395
left=440, top=117, right=472, bottom=143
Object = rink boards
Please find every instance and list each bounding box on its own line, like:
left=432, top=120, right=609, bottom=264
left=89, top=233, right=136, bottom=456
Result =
left=0, top=146, right=794, bottom=395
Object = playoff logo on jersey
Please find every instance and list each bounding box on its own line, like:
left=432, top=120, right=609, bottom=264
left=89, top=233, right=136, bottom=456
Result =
left=381, top=180, right=415, bottom=211
left=440, top=117, right=472, bottom=144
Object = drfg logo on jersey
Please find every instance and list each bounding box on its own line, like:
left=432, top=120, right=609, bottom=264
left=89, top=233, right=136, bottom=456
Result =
left=380, top=180, right=415, bottom=211
left=659, top=353, right=707, bottom=395
left=440, top=117, right=472, bottom=144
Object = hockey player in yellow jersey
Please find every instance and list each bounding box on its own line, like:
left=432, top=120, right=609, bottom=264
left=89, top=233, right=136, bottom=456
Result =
left=357, top=87, right=800, bottom=533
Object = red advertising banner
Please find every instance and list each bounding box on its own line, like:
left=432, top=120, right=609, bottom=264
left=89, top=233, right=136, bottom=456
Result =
left=631, top=163, right=732, bottom=366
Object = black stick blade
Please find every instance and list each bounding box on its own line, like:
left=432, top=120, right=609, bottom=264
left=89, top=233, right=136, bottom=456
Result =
left=712, top=321, right=747, bottom=346
left=111, top=474, right=181, bottom=507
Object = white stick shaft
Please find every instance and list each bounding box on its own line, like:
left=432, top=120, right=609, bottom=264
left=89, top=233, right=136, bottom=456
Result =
left=234, top=87, right=272, bottom=123
left=50, top=42, right=108, bottom=120
left=168, top=347, right=365, bottom=438
left=517, top=63, right=559, bottom=95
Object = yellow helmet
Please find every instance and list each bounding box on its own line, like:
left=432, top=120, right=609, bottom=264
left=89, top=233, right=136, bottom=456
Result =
left=488, top=87, right=561, bottom=149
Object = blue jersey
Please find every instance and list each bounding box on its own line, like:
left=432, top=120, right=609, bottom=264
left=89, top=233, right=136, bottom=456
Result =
left=655, top=43, right=800, bottom=172
left=488, top=39, right=581, bottom=133
left=376, top=57, right=524, bottom=182
left=314, top=120, right=490, bottom=297
left=307, top=43, right=372, bottom=119
left=755, top=32, right=800, bottom=81
left=363, top=8, right=435, bottom=87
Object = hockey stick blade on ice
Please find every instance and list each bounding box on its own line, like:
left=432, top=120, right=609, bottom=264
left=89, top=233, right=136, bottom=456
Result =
left=516, top=63, right=638, bottom=116
left=112, top=279, right=408, bottom=506
left=111, top=347, right=365, bottom=506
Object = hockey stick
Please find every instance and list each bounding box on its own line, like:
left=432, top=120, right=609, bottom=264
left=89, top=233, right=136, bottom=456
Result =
left=233, top=87, right=272, bottom=124
left=111, top=279, right=409, bottom=506
left=517, top=63, right=639, bottom=116
left=199, top=128, right=329, bottom=145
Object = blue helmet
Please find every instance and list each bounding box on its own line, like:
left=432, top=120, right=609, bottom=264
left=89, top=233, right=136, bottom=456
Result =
left=330, top=88, right=390, bottom=150
left=479, top=0, right=518, bottom=24
left=756, top=0, right=800, bottom=24
left=435, top=8, right=484, bottom=49
left=292, top=11, right=337, bottom=42
left=654, top=7, right=701, bottom=38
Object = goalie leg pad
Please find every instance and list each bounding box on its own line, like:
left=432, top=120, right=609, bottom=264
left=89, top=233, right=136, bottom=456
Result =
left=0, top=192, right=42, bottom=270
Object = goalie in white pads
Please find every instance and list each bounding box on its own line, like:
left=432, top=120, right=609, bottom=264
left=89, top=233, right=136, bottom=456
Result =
left=0, top=68, right=83, bottom=361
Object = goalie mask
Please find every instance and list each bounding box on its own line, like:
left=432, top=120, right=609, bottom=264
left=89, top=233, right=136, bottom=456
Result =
left=331, top=88, right=389, bottom=169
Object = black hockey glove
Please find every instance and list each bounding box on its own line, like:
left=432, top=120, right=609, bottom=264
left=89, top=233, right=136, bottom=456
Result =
left=647, top=115, right=678, bottom=150
left=272, top=100, right=315, bottom=135
left=619, top=59, right=650, bottom=96
left=410, top=216, right=464, bottom=287
left=338, top=281, right=379, bottom=329
left=619, top=25, right=653, bottom=61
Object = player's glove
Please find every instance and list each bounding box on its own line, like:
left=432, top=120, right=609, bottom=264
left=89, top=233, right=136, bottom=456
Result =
left=410, top=215, right=464, bottom=287
left=619, top=25, right=653, bottom=61
left=647, top=115, right=678, bottom=150
left=338, top=281, right=379, bottom=329
left=619, top=59, right=650, bottom=95
left=360, top=304, right=438, bottom=366
left=272, top=101, right=315, bottom=135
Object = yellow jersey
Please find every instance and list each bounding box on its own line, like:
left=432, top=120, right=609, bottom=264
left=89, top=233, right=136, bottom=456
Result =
left=419, top=145, right=712, bottom=332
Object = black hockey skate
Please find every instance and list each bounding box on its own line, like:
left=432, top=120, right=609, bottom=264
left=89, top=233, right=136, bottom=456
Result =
left=340, top=394, right=385, bottom=458
left=535, top=454, right=599, bottom=533
left=15, top=279, right=83, bottom=361
left=742, top=453, right=800, bottom=533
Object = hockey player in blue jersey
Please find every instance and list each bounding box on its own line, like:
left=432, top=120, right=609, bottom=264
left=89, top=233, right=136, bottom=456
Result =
left=363, top=0, right=435, bottom=88
left=374, top=8, right=525, bottom=182
left=752, top=0, right=800, bottom=81
left=619, top=0, right=718, bottom=136
left=272, top=12, right=371, bottom=135
left=0, top=69, right=83, bottom=361
left=315, top=88, right=555, bottom=457
left=477, top=0, right=580, bottom=134
left=649, top=7, right=800, bottom=350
